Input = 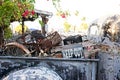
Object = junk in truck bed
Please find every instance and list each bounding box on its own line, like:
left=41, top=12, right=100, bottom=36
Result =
left=0, top=30, right=85, bottom=59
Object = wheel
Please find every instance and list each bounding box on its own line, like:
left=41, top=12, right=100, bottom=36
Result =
left=3, top=42, right=31, bottom=57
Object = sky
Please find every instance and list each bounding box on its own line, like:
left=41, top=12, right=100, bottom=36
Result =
left=33, top=0, right=120, bottom=32
left=60, top=0, right=120, bottom=23
left=34, top=0, right=120, bottom=23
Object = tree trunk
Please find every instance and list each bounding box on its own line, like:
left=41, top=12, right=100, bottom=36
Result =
left=0, top=1, right=2, bottom=6
left=0, top=27, right=4, bottom=47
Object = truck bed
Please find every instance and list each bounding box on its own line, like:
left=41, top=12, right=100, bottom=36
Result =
left=0, top=56, right=99, bottom=80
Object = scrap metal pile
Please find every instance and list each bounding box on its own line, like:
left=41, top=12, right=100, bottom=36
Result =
left=0, top=31, right=62, bottom=57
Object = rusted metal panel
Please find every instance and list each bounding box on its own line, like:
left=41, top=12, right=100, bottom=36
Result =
left=0, top=56, right=98, bottom=80
left=97, top=52, right=120, bottom=80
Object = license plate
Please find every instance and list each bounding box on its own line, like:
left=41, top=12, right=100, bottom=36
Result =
left=62, top=44, right=84, bottom=58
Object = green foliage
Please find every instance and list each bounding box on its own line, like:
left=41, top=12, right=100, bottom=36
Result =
left=52, top=0, right=61, bottom=11
left=0, top=0, right=35, bottom=41
left=39, top=20, right=44, bottom=27
left=64, top=21, right=71, bottom=32
left=75, top=10, right=79, bottom=16
left=0, top=0, right=21, bottom=28
left=4, top=27, right=12, bottom=39
left=0, top=0, right=35, bottom=28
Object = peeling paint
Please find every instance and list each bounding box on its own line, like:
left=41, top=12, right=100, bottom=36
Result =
left=0, top=57, right=98, bottom=80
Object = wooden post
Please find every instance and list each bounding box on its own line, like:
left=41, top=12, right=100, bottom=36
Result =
left=0, top=27, right=4, bottom=47
left=41, top=16, right=49, bottom=36
left=22, top=16, right=25, bottom=35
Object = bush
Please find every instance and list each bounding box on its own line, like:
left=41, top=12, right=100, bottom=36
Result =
left=4, top=27, right=12, bottom=39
